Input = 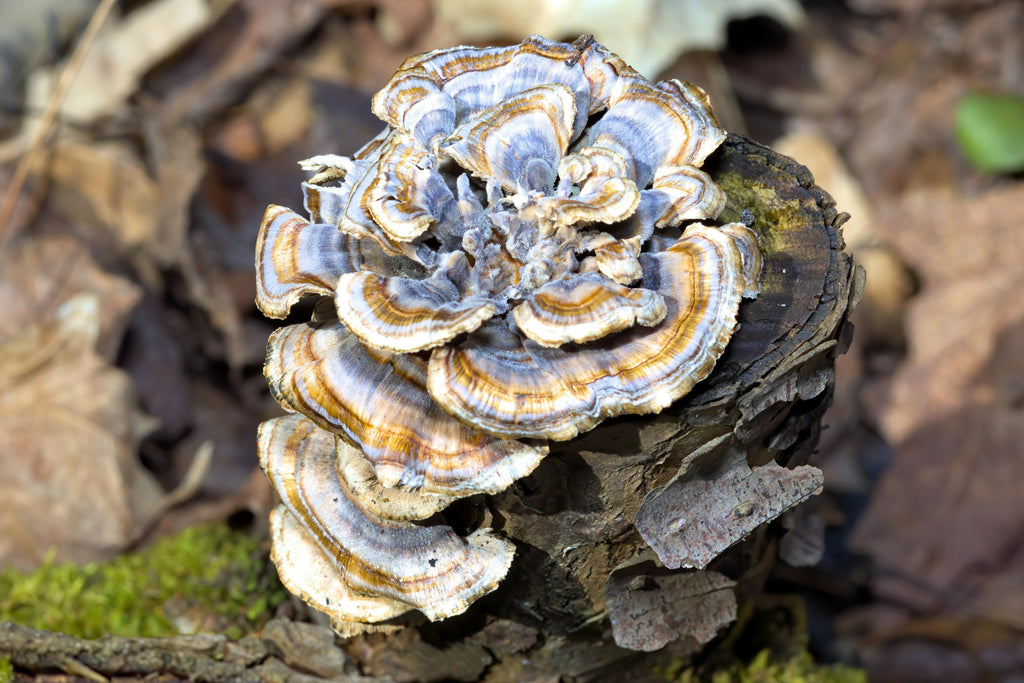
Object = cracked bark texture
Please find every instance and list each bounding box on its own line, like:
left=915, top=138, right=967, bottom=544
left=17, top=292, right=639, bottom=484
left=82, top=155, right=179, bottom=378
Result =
left=1, top=135, right=859, bottom=682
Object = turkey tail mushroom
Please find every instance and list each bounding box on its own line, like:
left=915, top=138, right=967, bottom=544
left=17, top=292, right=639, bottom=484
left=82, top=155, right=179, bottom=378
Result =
left=255, top=34, right=761, bottom=631
left=260, top=415, right=514, bottom=623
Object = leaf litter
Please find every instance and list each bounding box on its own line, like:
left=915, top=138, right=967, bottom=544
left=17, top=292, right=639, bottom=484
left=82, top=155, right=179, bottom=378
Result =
left=0, top=1, right=1022, bottom=679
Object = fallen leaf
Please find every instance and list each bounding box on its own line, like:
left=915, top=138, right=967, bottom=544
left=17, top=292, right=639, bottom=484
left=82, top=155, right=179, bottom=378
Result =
left=853, top=310, right=1024, bottom=612
left=146, top=0, right=326, bottom=123
left=846, top=178, right=1024, bottom=675
left=0, top=235, right=159, bottom=571
left=433, top=0, right=805, bottom=78
left=47, top=118, right=203, bottom=272
left=208, top=76, right=315, bottom=163
left=863, top=184, right=1024, bottom=443
left=0, top=233, right=138, bottom=357
left=48, top=140, right=162, bottom=253
left=21, top=0, right=213, bottom=128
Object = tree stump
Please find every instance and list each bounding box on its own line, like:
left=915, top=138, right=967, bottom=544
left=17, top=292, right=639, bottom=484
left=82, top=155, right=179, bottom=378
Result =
left=335, top=134, right=862, bottom=681
left=0, top=135, right=859, bottom=683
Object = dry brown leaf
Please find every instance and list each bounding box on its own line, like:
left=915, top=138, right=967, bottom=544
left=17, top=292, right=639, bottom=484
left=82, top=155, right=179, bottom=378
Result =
left=22, top=0, right=212, bottom=127
left=209, top=77, right=315, bottom=163
left=0, top=233, right=138, bottom=356
left=863, top=184, right=1024, bottom=442
left=433, top=0, right=804, bottom=78
left=605, top=566, right=737, bottom=652
left=853, top=398, right=1024, bottom=613
left=47, top=115, right=203, bottom=275
left=137, top=104, right=207, bottom=270
left=148, top=0, right=326, bottom=123
left=0, top=302, right=157, bottom=569
left=48, top=140, right=162, bottom=252
left=0, top=235, right=159, bottom=570
left=852, top=185, right=1024, bottom=595
left=835, top=4, right=1020, bottom=196
left=847, top=181, right=1024, bottom=672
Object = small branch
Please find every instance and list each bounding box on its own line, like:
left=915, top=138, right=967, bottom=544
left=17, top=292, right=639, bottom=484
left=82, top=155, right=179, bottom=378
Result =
left=0, top=621, right=382, bottom=682
left=0, top=0, right=119, bottom=248
left=0, top=622, right=269, bottom=683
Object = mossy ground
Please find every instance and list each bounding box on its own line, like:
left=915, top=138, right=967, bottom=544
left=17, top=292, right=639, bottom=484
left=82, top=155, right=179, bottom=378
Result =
left=0, top=523, right=288, bottom=639
left=661, top=650, right=866, bottom=683
left=655, top=596, right=867, bottom=683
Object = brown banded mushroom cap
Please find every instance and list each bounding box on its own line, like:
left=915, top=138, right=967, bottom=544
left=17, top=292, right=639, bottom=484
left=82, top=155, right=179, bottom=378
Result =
left=264, top=319, right=546, bottom=496
left=260, top=415, right=514, bottom=622
left=373, top=35, right=628, bottom=142
left=367, top=132, right=457, bottom=243
left=333, top=435, right=454, bottom=522
left=536, top=147, right=641, bottom=227
left=256, top=205, right=403, bottom=319
left=512, top=272, right=667, bottom=348
left=591, top=235, right=645, bottom=285
left=719, top=222, right=763, bottom=298
left=269, top=506, right=410, bottom=626
left=645, top=165, right=726, bottom=228
left=334, top=270, right=499, bottom=354
left=439, top=84, right=577, bottom=194
left=427, top=225, right=757, bottom=441
left=300, top=136, right=428, bottom=264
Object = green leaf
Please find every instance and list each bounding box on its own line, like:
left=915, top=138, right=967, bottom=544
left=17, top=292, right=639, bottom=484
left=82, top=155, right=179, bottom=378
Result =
left=955, top=91, right=1024, bottom=174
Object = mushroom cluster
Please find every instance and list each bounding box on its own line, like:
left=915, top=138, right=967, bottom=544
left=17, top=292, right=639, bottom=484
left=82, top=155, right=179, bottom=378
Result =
left=256, top=35, right=761, bottom=631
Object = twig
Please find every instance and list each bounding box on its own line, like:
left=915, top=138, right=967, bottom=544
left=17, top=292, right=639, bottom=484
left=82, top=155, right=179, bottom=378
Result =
left=0, top=621, right=377, bottom=682
left=127, top=441, right=215, bottom=549
left=0, top=0, right=119, bottom=248
left=54, top=653, right=109, bottom=683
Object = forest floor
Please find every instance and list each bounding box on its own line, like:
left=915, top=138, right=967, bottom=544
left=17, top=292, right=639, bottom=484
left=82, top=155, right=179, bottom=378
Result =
left=1, top=1, right=1022, bottom=681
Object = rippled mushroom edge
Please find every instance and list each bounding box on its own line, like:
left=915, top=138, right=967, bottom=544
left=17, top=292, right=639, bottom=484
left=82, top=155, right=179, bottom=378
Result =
left=255, top=34, right=767, bottom=635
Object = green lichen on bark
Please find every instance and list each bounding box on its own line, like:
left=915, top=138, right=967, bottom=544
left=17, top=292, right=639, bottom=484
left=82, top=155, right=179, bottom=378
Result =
left=0, top=523, right=287, bottom=639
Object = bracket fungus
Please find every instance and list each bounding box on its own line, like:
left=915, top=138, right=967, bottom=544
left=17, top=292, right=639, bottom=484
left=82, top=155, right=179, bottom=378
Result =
left=256, top=35, right=763, bottom=631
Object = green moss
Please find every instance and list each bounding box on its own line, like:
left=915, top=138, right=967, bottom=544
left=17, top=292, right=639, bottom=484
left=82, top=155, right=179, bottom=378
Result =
left=0, top=523, right=287, bottom=639
left=0, top=655, right=12, bottom=683
left=659, top=650, right=865, bottom=683
left=654, top=594, right=866, bottom=683
left=711, top=650, right=865, bottom=683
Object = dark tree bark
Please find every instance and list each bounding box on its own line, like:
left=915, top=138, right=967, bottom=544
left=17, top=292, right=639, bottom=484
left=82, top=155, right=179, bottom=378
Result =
left=0, top=135, right=860, bottom=683
left=419, top=133, right=862, bottom=682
